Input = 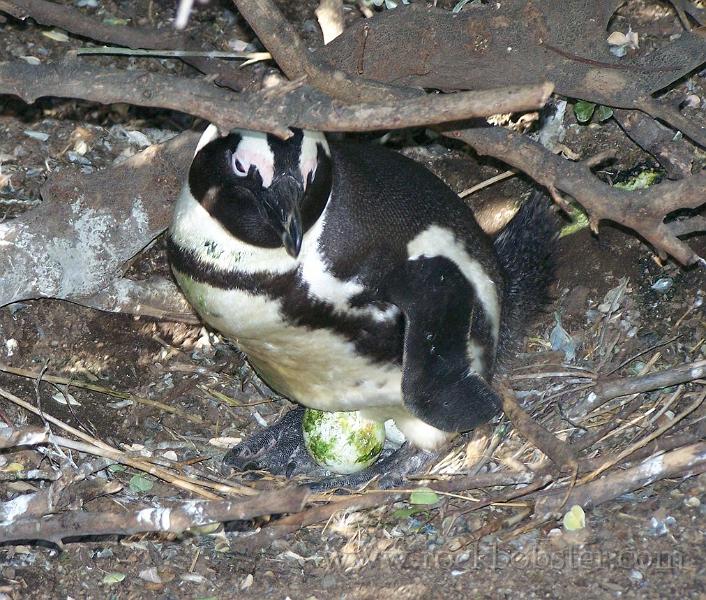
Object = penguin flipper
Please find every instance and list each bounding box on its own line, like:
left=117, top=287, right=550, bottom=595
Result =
left=385, top=256, right=502, bottom=432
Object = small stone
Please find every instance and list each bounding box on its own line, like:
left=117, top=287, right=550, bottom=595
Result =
left=240, top=574, right=253, bottom=590
left=4, top=338, right=18, bottom=357
left=628, top=569, right=643, bottom=583
left=24, top=130, right=49, bottom=142
left=650, top=277, right=673, bottom=293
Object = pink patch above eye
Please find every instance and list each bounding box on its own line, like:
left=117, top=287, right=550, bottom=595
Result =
left=233, top=156, right=247, bottom=176
left=301, top=160, right=318, bottom=187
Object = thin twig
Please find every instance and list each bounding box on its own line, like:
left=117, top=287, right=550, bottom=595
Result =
left=0, top=387, right=255, bottom=497
left=0, top=362, right=203, bottom=424
left=458, top=170, right=517, bottom=198
left=0, top=0, right=255, bottom=91
left=580, top=389, right=705, bottom=484
left=76, top=47, right=271, bottom=62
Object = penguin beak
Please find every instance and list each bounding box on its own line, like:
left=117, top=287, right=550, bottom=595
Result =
left=261, top=176, right=304, bottom=258
left=280, top=204, right=303, bottom=258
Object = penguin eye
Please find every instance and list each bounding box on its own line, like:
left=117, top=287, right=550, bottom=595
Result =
left=232, top=156, right=248, bottom=177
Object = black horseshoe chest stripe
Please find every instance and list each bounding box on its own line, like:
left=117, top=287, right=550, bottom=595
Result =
left=167, top=237, right=404, bottom=365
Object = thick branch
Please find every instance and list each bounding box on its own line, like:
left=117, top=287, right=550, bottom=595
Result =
left=613, top=108, right=695, bottom=179
left=0, top=0, right=255, bottom=91
left=570, top=359, right=706, bottom=418
left=498, top=382, right=577, bottom=470
left=446, top=126, right=706, bottom=265
left=231, top=0, right=705, bottom=265
left=0, top=60, right=552, bottom=138
left=0, top=486, right=309, bottom=544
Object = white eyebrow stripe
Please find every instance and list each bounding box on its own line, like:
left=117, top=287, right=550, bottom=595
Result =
left=194, top=124, right=220, bottom=156
left=234, top=131, right=275, bottom=187
left=299, top=130, right=329, bottom=188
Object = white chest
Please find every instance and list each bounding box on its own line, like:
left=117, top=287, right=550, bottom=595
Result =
left=173, top=269, right=402, bottom=411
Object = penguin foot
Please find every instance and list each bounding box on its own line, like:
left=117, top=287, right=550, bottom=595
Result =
left=224, top=407, right=438, bottom=490
left=223, top=406, right=318, bottom=477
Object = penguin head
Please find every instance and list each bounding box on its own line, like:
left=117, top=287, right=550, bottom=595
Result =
left=188, top=126, right=332, bottom=258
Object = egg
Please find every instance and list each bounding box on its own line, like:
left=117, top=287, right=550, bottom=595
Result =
left=302, top=409, right=386, bottom=474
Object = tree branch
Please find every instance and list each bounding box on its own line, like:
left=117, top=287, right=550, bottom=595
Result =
left=0, top=59, right=552, bottom=138
left=445, top=126, right=706, bottom=265
left=0, top=486, right=309, bottom=545
left=534, top=441, right=706, bottom=516
left=233, top=0, right=417, bottom=103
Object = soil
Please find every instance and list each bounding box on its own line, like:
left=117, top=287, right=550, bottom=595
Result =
left=1, top=1, right=705, bottom=599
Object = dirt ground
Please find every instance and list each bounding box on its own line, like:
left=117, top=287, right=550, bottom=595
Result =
left=1, top=1, right=706, bottom=599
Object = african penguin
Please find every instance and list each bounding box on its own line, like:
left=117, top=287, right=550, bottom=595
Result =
left=168, top=126, right=554, bottom=461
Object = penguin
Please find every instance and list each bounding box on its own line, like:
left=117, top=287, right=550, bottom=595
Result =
left=168, top=126, right=554, bottom=481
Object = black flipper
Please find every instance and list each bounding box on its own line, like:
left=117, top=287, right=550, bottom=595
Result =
left=383, top=256, right=502, bottom=432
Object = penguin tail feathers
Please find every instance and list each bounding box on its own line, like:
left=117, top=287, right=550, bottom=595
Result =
left=493, top=190, right=556, bottom=366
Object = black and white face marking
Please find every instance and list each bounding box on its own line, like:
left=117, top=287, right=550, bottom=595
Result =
left=188, top=127, right=332, bottom=258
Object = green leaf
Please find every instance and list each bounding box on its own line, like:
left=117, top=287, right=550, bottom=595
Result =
left=102, top=572, right=126, bottom=585
left=574, top=100, right=596, bottom=123
left=42, top=29, right=70, bottom=42
left=563, top=504, right=586, bottom=531
left=108, top=464, right=126, bottom=473
left=409, top=488, right=439, bottom=505
left=128, top=474, right=154, bottom=493
left=613, top=169, right=663, bottom=191
left=595, top=105, right=614, bottom=122
left=559, top=204, right=590, bottom=238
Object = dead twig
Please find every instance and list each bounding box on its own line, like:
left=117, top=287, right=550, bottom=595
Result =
left=233, top=0, right=417, bottom=104
left=580, top=389, right=705, bottom=484
left=0, top=387, right=256, bottom=497
left=534, top=441, right=706, bottom=517
left=613, top=109, right=695, bottom=179
left=571, top=359, right=706, bottom=418
left=498, top=382, right=577, bottom=470
left=0, top=423, right=49, bottom=448
left=0, top=362, right=203, bottom=424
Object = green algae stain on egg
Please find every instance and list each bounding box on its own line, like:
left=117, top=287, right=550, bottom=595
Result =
left=302, top=409, right=385, bottom=474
